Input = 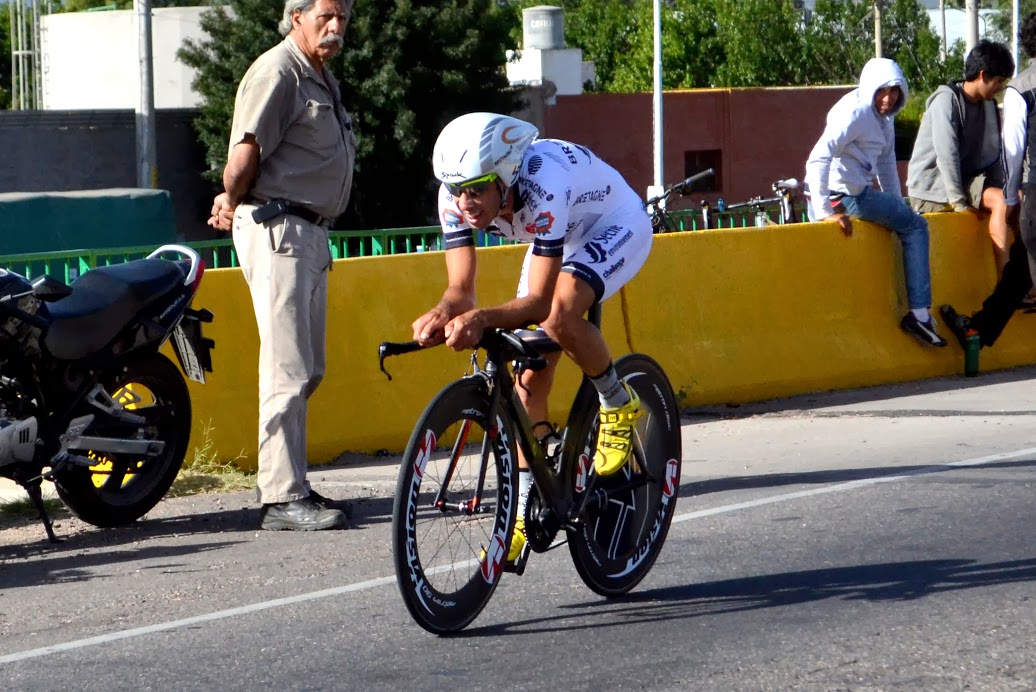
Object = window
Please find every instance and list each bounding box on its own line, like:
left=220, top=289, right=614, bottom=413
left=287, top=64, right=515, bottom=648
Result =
left=683, top=150, right=721, bottom=192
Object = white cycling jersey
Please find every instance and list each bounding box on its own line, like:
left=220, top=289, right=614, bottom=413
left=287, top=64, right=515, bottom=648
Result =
left=436, top=138, right=652, bottom=303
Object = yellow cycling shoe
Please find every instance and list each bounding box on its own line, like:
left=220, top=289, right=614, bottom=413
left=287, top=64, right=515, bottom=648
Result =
left=507, top=518, right=527, bottom=562
left=593, top=384, right=644, bottom=476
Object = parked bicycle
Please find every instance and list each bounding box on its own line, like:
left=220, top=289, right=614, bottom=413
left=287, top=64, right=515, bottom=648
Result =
left=379, top=304, right=683, bottom=634
left=646, top=168, right=715, bottom=233
left=712, top=178, right=802, bottom=228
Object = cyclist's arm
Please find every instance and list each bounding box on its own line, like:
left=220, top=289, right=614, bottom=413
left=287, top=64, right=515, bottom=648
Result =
left=443, top=253, right=560, bottom=350
left=412, top=244, right=477, bottom=345
left=472, top=253, right=560, bottom=329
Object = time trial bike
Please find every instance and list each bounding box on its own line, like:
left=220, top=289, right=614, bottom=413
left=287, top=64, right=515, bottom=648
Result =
left=378, top=304, right=683, bottom=634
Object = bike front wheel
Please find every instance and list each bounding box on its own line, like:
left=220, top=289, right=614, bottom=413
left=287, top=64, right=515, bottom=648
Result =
left=566, top=353, right=683, bottom=596
left=391, top=377, right=519, bottom=634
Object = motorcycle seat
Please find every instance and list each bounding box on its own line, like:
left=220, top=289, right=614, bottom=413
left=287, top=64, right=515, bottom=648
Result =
left=44, top=259, right=186, bottom=360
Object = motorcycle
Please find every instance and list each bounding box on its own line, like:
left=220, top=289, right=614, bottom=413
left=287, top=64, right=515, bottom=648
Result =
left=0, top=244, right=214, bottom=541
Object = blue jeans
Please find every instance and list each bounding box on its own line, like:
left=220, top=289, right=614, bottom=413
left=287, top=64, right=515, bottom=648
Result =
left=840, top=186, right=932, bottom=310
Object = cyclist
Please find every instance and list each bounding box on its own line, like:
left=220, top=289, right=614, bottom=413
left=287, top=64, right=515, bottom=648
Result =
left=411, top=112, right=653, bottom=562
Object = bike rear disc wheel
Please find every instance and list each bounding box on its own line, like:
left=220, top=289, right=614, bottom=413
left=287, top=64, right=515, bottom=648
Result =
left=567, top=353, right=682, bottom=597
left=391, top=378, right=519, bottom=634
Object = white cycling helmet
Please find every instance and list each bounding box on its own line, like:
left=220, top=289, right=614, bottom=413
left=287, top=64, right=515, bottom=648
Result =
left=432, top=112, right=539, bottom=190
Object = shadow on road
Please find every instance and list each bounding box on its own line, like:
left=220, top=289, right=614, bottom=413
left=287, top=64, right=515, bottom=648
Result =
left=465, top=555, right=1036, bottom=637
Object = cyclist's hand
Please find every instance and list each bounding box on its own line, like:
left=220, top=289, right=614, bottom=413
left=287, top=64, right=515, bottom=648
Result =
left=824, top=212, right=853, bottom=237
left=412, top=309, right=448, bottom=347
left=444, top=312, right=485, bottom=351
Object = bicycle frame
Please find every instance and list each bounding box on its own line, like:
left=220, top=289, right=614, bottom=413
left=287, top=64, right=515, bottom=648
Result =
left=379, top=305, right=650, bottom=542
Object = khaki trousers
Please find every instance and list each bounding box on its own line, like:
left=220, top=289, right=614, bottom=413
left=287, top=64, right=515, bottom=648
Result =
left=233, top=206, right=331, bottom=504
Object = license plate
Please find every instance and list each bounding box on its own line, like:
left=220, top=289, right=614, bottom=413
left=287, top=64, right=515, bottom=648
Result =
left=171, top=308, right=214, bottom=385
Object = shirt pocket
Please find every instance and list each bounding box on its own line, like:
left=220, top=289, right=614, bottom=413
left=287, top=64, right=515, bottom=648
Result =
left=301, top=99, right=341, bottom=151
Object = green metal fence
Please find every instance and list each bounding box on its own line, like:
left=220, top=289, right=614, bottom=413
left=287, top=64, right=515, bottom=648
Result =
left=0, top=226, right=521, bottom=283
left=0, top=208, right=807, bottom=283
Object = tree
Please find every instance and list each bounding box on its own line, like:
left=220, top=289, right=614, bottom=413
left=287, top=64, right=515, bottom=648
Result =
left=179, top=0, right=521, bottom=229
left=713, top=0, right=809, bottom=86
left=0, top=3, right=11, bottom=108
left=609, top=0, right=725, bottom=91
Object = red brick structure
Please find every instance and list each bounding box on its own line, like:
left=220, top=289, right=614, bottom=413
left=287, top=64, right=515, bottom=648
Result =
left=536, top=86, right=855, bottom=211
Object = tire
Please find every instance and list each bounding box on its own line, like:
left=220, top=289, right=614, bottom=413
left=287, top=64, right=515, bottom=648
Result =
left=566, top=353, right=682, bottom=597
left=54, top=353, right=192, bottom=527
left=391, top=377, right=519, bottom=634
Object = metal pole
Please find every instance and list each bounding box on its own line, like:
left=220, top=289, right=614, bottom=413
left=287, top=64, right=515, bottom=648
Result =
left=873, top=0, right=883, bottom=59
left=8, top=1, right=15, bottom=110
left=652, top=0, right=663, bottom=189
left=135, top=0, right=157, bottom=189
left=939, top=0, right=947, bottom=62
left=31, top=0, right=41, bottom=108
left=965, top=0, right=979, bottom=53
left=1014, top=0, right=1021, bottom=75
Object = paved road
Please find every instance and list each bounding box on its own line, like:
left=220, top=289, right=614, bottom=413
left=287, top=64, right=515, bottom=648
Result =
left=3, top=367, right=1036, bottom=690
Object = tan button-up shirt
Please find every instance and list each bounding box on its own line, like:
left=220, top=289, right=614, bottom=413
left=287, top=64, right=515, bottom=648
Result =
left=229, top=36, right=355, bottom=220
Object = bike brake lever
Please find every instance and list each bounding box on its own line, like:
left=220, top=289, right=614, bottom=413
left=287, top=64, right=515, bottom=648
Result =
left=378, top=340, right=423, bottom=381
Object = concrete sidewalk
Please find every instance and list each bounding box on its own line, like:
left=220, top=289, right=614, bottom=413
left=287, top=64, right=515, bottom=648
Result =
left=0, top=476, right=56, bottom=504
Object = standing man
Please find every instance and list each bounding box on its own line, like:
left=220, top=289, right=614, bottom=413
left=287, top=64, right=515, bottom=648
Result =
left=907, top=40, right=1016, bottom=278
left=208, top=0, right=356, bottom=531
left=805, top=58, right=946, bottom=347
left=942, top=13, right=1036, bottom=351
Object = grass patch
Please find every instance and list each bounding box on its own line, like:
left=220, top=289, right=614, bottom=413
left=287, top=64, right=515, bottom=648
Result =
left=169, top=420, right=254, bottom=497
left=0, top=495, right=65, bottom=520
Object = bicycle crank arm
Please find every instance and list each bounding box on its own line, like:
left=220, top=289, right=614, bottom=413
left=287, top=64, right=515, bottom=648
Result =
left=573, top=473, right=651, bottom=517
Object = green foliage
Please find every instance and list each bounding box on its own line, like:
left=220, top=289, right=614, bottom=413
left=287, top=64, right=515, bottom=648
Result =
left=180, top=0, right=521, bottom=229
left=713, top=0, right=807, bottom=86
left=610, top=0, right=724, bottom=91
left=0, top=6, right=10, bottom=109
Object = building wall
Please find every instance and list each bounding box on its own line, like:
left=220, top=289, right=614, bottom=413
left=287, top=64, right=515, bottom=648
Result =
left=541, top=86, right=855, bottom=208
left=41, top=7, right=209, bottom=110
left=0, top=109, right=214, bottom=242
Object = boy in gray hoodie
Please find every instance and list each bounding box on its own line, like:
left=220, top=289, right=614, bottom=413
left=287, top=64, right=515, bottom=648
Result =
left=806, top=58, right=946, bottom=347
left=907, top=40, right=1015, bottom=275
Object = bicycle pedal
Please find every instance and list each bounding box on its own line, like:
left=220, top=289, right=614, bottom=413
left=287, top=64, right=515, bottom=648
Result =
left=504, top=543, right=531, bottom=575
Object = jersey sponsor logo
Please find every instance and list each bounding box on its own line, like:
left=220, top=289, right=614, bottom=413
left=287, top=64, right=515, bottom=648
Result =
left=442, top=209, right=463, bottom=228
left=519, top=189, right=540, bottom=212
left=525, top=211, right=555, bottom=235
left=609, top=229, right=634, bottom=256
left=602, top=257, right=626, bottom=278
left=573, top=186, right=612, bottom=205
left=528, top=155, right=543, bottom=175
left=584, top=241, right=608, bottom=264
left=501, top=125, right=523, bottom=144
left=519, top=177, right=549, bottom=200
left=559, top=144, right=578, bottom=164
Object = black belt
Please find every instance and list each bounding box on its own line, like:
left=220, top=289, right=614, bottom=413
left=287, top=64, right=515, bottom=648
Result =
left=246, top=196, right=332, bottom=228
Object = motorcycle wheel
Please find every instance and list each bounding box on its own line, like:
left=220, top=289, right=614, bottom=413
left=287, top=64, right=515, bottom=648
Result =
left=55, top=352, right=192, bottom=527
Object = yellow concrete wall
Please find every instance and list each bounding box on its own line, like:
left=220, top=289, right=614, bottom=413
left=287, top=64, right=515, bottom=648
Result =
left=181, top=213, right=1036, bottom=471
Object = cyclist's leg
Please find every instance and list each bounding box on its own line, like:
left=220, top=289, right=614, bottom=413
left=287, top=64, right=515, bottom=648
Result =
left=550, top=217, right=653, bottom=475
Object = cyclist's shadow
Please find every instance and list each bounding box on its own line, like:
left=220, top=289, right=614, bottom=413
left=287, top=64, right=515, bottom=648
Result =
left=461, top=556, right=1036, bottom=636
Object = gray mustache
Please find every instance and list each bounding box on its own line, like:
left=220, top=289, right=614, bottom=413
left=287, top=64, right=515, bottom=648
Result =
left=320, top=35, right=344, bottom=48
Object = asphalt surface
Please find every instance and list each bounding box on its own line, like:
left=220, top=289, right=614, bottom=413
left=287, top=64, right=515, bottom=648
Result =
left=3, top=365, right=1036, bottom=690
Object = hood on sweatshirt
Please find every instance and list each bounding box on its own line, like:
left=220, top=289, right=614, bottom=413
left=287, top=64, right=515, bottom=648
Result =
left=856, top=58, right=908, bottom=118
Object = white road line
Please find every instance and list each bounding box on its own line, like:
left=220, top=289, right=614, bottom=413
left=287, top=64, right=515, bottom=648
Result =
left=673, top=446, right=1036, bottom=523
left=3, top=445, right=1035, bottom=665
